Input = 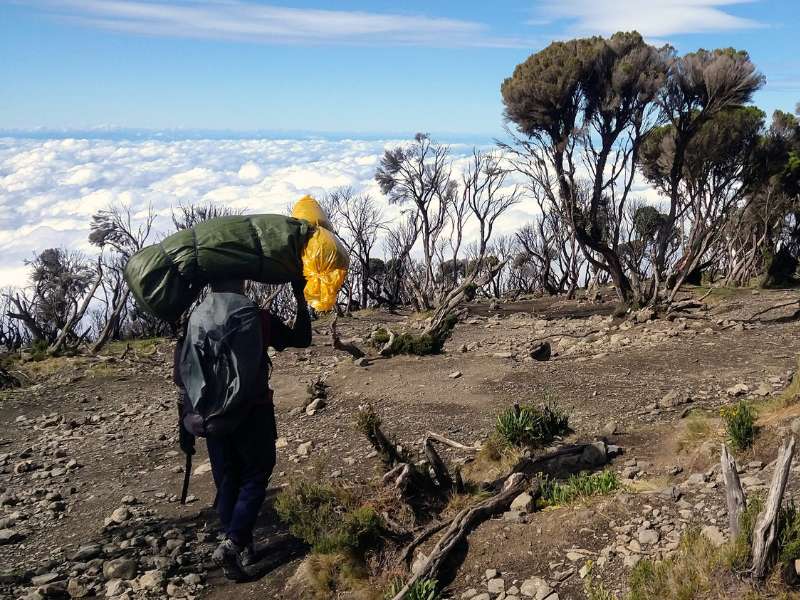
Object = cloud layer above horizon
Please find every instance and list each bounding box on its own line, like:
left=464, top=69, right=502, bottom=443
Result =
left=0, top=136, right=663, bottom=289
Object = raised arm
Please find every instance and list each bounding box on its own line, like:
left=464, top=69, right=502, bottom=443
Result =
left=266, top=281, right=312, bottom=351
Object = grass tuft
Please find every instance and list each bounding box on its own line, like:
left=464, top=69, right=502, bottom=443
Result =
left=720, top=400, right=757, bottom=451
left=539, top=470, right=620, bottom=507
left=494, top=401, right=571, bottom=448
left=627, top=528, right=722, bottom=600
left=384, top=578, right=441, bottom=600
left=274, top=481, right=382, bottom=555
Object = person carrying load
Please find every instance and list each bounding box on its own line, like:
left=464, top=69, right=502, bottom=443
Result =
left=124, top=196, right=348, bottom=580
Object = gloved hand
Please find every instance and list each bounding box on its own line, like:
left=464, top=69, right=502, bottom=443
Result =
left=292, top=279, right=307, bottom=304
left=179, top=420, right=196, bottom=456
left=177, top=394, right=195, bottom=456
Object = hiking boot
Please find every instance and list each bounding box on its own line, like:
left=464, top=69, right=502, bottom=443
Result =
left=212, top=539, right=247, bottom=581
left=239, top=543, right=257, bottom=569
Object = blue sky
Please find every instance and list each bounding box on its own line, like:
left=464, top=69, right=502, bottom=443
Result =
left=1, top=0, right=798, bottom=137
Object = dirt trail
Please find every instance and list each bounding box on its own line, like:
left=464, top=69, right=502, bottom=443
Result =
left=3, top=289, right=800, bottom=599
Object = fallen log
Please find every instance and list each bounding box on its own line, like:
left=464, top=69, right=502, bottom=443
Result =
left=389, top=473, right=532, bottom=600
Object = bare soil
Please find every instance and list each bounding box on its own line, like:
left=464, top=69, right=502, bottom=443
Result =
left=3, top=287, right=800, bottom=599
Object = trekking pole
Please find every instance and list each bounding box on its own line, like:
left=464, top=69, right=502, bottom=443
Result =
left=180, top=452, right=192, bottom=505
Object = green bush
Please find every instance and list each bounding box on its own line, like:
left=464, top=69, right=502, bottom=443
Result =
left=720, top=400, right=757, bottom=451
left=779, top=501, right=800, bottom=564
left=274, top=481, right=382, bottom=555
left=28, top=339, right=49, bottom=361
left=540, top=470, right=620, bottom=506
left=384, top=578, right=441, bottom=600
left=495, top=402, right=570, bottom=448
left=726, top=493, right=764, bottom=571
left=628, top=529, right=722, bottom=600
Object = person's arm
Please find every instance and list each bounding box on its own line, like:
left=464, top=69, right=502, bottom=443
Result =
left=173, top=339, right=195, bottom=455
left=267, top=281, right=312, bottom=351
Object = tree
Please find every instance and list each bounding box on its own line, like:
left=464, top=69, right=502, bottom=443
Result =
left=642, top=106, right=766, bottom=299
left=501, top=32, right=668, bottom=304
left=648, top=47, right=765, bottom=293
left=328, top=188, right=385, bottom=309
left=7, top=248, right=96, bottom=347
left=423, top=150, right=520, bottom=334
left=376, top=133, right=456, bottom=309
left=89, top=203, right=155, bottom=352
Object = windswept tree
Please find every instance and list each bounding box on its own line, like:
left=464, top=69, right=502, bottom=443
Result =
left=7, top=248, right=96, bottom=347
left=641, top=105, right=765, bottom=299
left=376, top=133, right=457, bottom=309
left=648, top=48, right=765, bottom=292
left=89, top=203, right=155, bottom=352
left=501, top=31, right=668, bottom=303
left=328, top=188, right=385, bottom=309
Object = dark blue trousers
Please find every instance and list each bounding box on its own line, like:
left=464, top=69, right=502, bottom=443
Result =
left=205, top=404, right=277, bottom=547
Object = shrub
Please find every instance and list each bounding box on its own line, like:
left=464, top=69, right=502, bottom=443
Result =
left=540, top=470, right=620, bottom=506
left=371, top=315, right=458, bottom=356
left=274, top=481, right=382, bottom=555
left=778, top=501, right=800, bottom=564
left=384, top=578, right=441, bottom=600
left=628, top=529, right=722, bottom=600
left=495, top=401, right=570, bottom=448
left=28, top=339, right=49, bottom=361
left=725, top=493, right=764, bottom=572
left=720, top=400, right=757, bottom=451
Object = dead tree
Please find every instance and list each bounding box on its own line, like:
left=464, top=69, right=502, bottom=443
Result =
left=376, top=134, right=455, bottom=309
left=720, top=438, right=796, bottom=580
left=88, top=202, right=155, bottom=351
left=423, top=150, right=521, bottom=336
left=328, top=188, right=385, bottom=309
left=389, top=473, right=532, bottom=600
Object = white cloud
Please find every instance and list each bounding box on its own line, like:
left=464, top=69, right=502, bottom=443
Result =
left=0, top=135, right=670, bottom=288
left=35, top=0, right=527, bottom=48
left=537, top=0, right=763, bottom=38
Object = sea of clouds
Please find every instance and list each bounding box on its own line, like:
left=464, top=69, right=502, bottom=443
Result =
left=0, top=135, right=660, bottom=289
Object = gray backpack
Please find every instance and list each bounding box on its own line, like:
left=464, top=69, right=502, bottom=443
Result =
left=178, top=292, right=267, bottom=436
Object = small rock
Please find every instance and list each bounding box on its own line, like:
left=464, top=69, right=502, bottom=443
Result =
left=487, top=577, right=505, bottom=594
left=353, top=357, right=369, bottom=367
left=305, top=398, right=326, bottom=415
left=510, top=492, right=535, bottom=513
left=638, top=529, right=659, bottom=545
left=105, top=578, right=127, bottom=597
left=67, top=578, right=89, bottom=598
left=31, top=573, right=60, bottom=586
left=448, top=371, right=463, bottom=379
left=726, top=383, right=749, bottom=397
left=600, top=421, right=618, bottom=438
left=0, top=528, right=22, bottom=545
left=701, top=525, right=725, bottom=547
left=109, top=507, right=130, bottom=524
left=485, top=569, right=498, bottom=580
left=138, top=569, right=165, bottom=590
left=103, top=558, right=138, bottom=580
left=296, top=441, right=313, bottom=457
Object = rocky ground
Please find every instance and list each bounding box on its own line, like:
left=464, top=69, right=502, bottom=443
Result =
left=3, top=287, right=800, bottom=599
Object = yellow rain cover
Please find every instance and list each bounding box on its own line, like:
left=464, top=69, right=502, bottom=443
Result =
left=291, top=196, right=349, bottom=311
left=292, top=195, right=332, bottom=230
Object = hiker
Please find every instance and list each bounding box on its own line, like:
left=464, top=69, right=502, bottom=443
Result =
left=173, top=279, right=311, bottom=580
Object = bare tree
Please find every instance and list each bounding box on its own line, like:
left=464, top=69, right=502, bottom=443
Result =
left=328, top=188, right=386, bottom=309
left=89, top=203, right=155, bottom=352
left=376, top=133, right=456, bottom=309
left=424, top=150, right=521, bottom=335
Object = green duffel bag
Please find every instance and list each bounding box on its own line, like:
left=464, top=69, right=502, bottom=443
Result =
left=124, top=214, right=312, bottom=322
